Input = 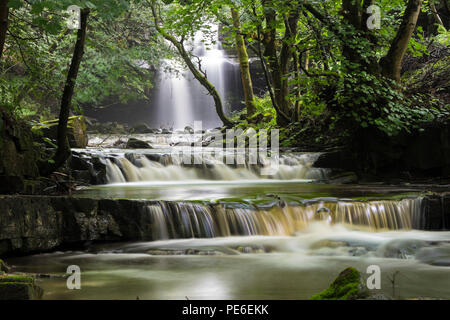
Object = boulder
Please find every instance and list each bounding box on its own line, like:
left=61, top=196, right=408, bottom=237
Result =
left=0, top=276, right=43, bottom=300
left=184, top=126, right=194, bottom=134
left=126, top=138, right=153, bottom=149
left=33, top=116, right=88, bottom=148
left=310, top=267, right=369, bottom=300
left=130, top=123, right=155, bottom=134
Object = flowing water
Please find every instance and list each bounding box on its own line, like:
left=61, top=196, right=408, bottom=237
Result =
left=5, top=27, right=450, bottom=300
left=154, top=25, right=240, bottom=129
left=7, top=225, right=450, bottom=300
left=8, top=140, right=450, bottom=300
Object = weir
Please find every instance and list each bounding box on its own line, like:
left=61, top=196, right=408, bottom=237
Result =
left=142, top=198, right=423, bottom=240
left=102, top=151, right=329, bottom=183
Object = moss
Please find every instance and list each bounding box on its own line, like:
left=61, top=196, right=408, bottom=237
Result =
left=310, top=267, right=368, bottom=300
left=32, top=115, right=88, bottom=148
left=0, top=259, right=10, bottom=273
left=0, top=275, right=34, bottom=284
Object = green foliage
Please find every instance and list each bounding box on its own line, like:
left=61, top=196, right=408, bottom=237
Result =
left=1, top=0, right=448, bottom=149
left=1, top=0, right=163, bottom=120
left=436, top=25, right=450, bottom=46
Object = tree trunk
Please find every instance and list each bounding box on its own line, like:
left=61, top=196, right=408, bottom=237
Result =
left=430, top=0, right=445, bottom=27
left=342, top=0, right=363, bottom=66
left=231, top=7, right=256, bottom=120
left=262, top=0, right=291, bottom=126
left=380, top=0, right=423, bottom=82
left=42, top=8, right=90, bottom=175
left=150, top=1, right=233, bottom=127
left=0, top=0, right=9, bottom=61
left=278, top=10, right=300, bottom=119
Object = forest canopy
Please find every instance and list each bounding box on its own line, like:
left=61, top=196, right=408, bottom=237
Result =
left=0, top=0, right=449, bottom=169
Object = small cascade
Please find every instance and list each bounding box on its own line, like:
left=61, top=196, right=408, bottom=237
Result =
left=142, top=198, right=422, bottom=240
left=100, top=152, right=328, bottom=183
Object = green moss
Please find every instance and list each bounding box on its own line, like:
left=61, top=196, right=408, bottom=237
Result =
left=0, top=260, right=10, bottom=273
left=310, top=267, right=368, bottom=300
left=0, top=275, right=34, bottom=284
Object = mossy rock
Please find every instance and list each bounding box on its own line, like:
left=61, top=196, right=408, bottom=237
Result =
left=0, top=259, right=10, bottom=273
left=0, top=275, right=43, bottom=300
left=310, top=267, right=369, bottom=300
left=33, top=116, right=88, bottom=148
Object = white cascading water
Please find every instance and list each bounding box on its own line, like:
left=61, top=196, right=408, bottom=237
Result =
left=140, top=198, right=423, bottom=241
left=155, top=25, right=239, bottom=129
left=103, top=152, right=329, bottom=183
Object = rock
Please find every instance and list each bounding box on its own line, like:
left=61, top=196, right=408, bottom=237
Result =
left=0, top=176, right=24, bottom=194
left=0, top=260, right=10, bottom=273
left=310, top=267, right=369, bottom=300
left=376, top=239, right=428, bottom=259
left=33, top=116, right=88, bottom=148
left=184, top=126, right=194, bottom=134
left=327, top=171, right=358, bottom=184
left=113, top=139, right=127, bottom=148
left=126, top=138, right=153, bottom=149
left=0, top=111, right=42, bottom=185
left=420, top=194, right=446, bottom=230
left=130, top=123, right=155, bottom=134
left=416, top=244, right=450, bottom=266
left=365, top=293, right=393, bottom=300
left=161, top=128, right=171, bottom=134
left=310, top=240, right=349, bottom=250
left=0, top=275, right=43, bottom=300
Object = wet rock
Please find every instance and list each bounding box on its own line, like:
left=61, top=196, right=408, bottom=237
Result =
left=71, top=170, right=92, bottom=184
left=184, top=126, right=194, bottom=134
left=113, top=139, right=127, bottom=148
left=234, top=246, right=266, bottom=254
left=126, top=138, right=153, bottom=149
left=416, top=244, right=450, bottom=266
left=69, top=152, right=107, bottom=185
left=310, top=267, right=369, bottom=300
left=130, top=123, right=156, bottom=134
left=420, top=194, right=446, bottom=230
left=310, top=240, right=349, bottom=250
left=365, top=294, right=393, bottom=300
left=376, top=239, right=428, bottom=259
left=0, top=275, right=43, bottom=300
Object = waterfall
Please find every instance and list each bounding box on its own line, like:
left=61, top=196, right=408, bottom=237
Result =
left=100, top=152, right=329, bottom=183
left=154, top=25, right=240, bottom=129
left=142, top=198, right=422, bottom=240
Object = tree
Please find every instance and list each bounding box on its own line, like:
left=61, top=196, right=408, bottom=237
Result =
left=230, top=5, right=256, bottom=119
left=261, top=0, right=299, bottom=125
left=42, top=8, right=90, bottom=175
left=380, top=0, right=424, bottom=82
left=0, top=0, right=8, bottom=60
